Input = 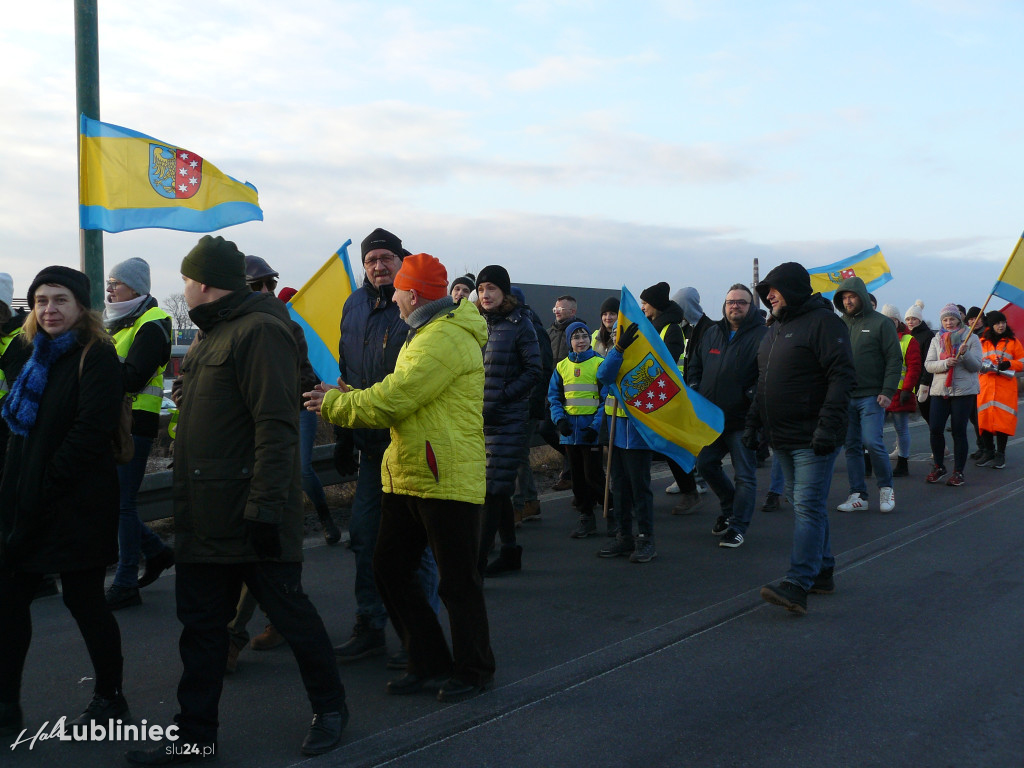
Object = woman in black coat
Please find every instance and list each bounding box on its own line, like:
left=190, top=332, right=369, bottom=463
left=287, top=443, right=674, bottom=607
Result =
left=475, top=266, right=542, bottom=576
left=0, top=266, right=127, bottom=736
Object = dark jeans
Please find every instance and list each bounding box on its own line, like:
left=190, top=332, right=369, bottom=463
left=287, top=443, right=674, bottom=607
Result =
left=930, top=395, right=974, bottom=472
left=174, top=561, right=345, bottom=745
left=478, top=494, right=516, bottom=573
left=0, top=568, right=123, bottom=702
left=566, top=444, right=605, bottom=514
left=376, top=493, right=495, bottom=686
left=114, top=435, right=170, bottom=588
left=611, top=448, right=653, bottom=537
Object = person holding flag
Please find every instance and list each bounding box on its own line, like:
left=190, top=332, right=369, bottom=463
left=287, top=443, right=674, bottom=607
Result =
left=976, top=310, right=1024, bottom=468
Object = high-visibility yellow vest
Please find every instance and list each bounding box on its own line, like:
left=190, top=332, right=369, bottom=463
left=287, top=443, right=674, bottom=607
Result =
left=112, top=307, right=171, bottom=414
left=0, top=326, right=24, bottom=401
left=897, top=333, right=912, bottom=391
left=556, top=356, right=602, bottom=415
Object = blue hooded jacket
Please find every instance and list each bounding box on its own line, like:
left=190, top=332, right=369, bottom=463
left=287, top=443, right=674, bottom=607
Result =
left=547, top=321, right=607, bottom=445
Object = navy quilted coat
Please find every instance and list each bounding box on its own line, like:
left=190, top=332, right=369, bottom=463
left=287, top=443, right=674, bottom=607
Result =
left=480, top=302, right=542, bottom=495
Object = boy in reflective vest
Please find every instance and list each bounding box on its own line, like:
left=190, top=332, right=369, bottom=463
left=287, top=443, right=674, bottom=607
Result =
left=548, top=321, right=608, bottom=539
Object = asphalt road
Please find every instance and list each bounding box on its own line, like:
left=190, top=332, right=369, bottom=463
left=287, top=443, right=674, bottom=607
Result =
left=8, top=419, right=1024, bottom=767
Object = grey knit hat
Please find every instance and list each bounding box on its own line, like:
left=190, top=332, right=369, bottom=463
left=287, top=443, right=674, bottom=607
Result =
left=109, top=257, right=151, bottom=296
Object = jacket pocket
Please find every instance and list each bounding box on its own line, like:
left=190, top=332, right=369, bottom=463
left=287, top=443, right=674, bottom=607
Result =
left=187, top=458, right=253, bottom=540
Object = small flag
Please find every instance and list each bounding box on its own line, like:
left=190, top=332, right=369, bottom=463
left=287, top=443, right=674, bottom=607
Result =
left=286, top=241, right=358, bottom=383
left=79, top=114, right=263, bottom=233
left=806, top=246, right=892, bottom=299
left=611, top=286, right=724, bottom=471
left=991, top=233, right=1024, bottom=310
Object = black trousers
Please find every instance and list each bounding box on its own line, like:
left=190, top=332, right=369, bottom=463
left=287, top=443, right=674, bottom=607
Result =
left=174, top=561, right=345, bottom=745
left=566, top=444, right=605, bottom=513
left=0, top=567, right=123, bottom=703
left=667, top=458, right=697, bottom=493
left=478, top=493, right=516, bottom=571
left=376, top=493, right=495, bottom=687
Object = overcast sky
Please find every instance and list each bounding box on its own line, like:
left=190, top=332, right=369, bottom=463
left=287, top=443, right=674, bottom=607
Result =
left=3, top=0, right=1023, bottom=324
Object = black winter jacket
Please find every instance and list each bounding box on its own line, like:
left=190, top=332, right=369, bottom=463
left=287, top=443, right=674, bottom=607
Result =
left=748, top=264, right=854, bottom=449
left=910, top=322, right=936, bottom=390
left=689, top=308, right=767, bottom=432
left=0, top=333, right=122, bottom=572
left=106, top=295, right=172, bottom=438
left=650, top=301, right=686, bottom=363
left=481, top=301, right=542, bottom=495
left=521, top=302, right=554, bottom=420
left=338, top=280, right=410, bottom=456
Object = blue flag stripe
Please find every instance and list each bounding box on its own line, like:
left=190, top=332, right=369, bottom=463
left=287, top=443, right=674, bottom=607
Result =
left=79, top=202, right=263, bottom=234
left=807, top=245, right=881, bottom=274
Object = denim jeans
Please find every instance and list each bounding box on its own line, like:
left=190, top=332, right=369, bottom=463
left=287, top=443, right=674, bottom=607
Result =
left=113, top=435, right=170, bottom=588
left=512, top=418, right=539, bottom=508
left=845, top=395, right=893, bottom=492
left=349, top=452, right=440, bottom=630
left=610, top=448, right=653, bottom=537
left=891, top=411, right=911, bottom=458
left=696, top=429, right=757, bottom=534
left=769, top=454, right=785, bottom=495
left=774, top=446, right=839, bottom=590
left=299, top=409, right=329, bottom=510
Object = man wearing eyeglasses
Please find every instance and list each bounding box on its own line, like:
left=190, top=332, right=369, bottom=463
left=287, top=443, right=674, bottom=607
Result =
left=332, top=228, right=440, bottom=667
left=687, top=284, right=767, bottom=549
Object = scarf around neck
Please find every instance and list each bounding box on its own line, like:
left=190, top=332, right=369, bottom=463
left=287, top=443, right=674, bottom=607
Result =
left=103, top=294, right=149, bottom=326
left=1, top=330, right=79, bottom=436
left=939, top=327, right=970, bottom=389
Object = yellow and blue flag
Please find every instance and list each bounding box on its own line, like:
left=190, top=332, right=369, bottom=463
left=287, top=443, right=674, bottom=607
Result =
left=991, top=232, right=1024, bottom=310
left=286, top=240, right=358, bottom=383
left=612, top=286, right=724, bottom=472
left=79, top=114, right=263, bottom=233
left=807, top=246, right=892, bottom=299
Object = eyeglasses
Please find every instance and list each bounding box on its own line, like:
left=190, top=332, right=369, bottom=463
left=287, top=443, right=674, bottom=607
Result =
left=364, top=254, right=397, bottom=267
left=725, top=300, right=750, bottom=306
left=249, top=278, right=278, bottom=292
left=106, top=279, right=124, bottom=289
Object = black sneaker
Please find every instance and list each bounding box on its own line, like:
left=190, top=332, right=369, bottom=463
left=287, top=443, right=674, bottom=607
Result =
left=569, top=515, right=597, bottom=538
left=597, top=535, right=634, bottom=558
left=629, top=535, right=657, bottom=563
left=711, top=516, right=729, bottom=535
left=809, top=567, right=835, bottom=594
left=436, top=677, right=492, bottom=703
left=137, top=548, right=175, bottom=588
left=759, top=581, right=808, bottom=615
left=969, top=447, right=984, bottom=460
left=333, top=616, right=385, bottom=661
left=993, top=452, right=1006, bottom=469
left=975, top=450, right=995, bottom=467
left=105, top=584, right=142, bottom=610
left=761, top=492, right=782, bottom=512
left=719, top=529, right=744, bottom=548
left=71, top=692, right=130, bottom=727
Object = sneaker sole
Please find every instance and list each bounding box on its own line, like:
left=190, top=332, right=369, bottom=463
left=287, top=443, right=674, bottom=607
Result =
left=436, top=680, right=492, bottom=703
left=809, top=585, right=835, bottom=595
left=719, top=537, right=744, bottom=548
left=334, top=646, right=386, bottom=661
left=629, top=553, right=657, bottom=563
left=569, top=530, right=598, bottom=539
left=597, top=549, right=632, bottom=558
left=759, top=586, right=807, bottom=614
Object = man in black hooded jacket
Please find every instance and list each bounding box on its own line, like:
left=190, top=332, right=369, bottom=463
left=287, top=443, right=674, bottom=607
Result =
left=744, top=262, right=854, bottom=615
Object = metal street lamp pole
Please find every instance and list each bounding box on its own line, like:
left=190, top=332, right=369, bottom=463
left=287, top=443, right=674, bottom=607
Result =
left=75, top=0, right=104, bottom=308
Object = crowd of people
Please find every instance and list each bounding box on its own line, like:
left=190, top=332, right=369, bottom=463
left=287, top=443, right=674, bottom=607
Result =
left=0, top=234, right=1020, bottom=762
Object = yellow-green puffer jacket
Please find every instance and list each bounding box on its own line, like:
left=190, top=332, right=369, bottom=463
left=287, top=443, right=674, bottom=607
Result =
left=321, top=299, right=487, bottom=504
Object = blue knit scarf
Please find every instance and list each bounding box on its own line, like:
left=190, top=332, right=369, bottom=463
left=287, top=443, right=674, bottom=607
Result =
left=1, top=331, right=79, bottom=437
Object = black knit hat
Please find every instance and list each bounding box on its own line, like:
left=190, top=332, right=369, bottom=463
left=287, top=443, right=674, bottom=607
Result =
left=181, top=236, right=247, bottom=291
left=360, top=228, right=403, bottom=260
left=28, top=265, right=92, bottom=309
left=640, top=282, right=671, bottom=311
left=986, top=310, right=1006, bottom=326
left=600, top=296, right=620, bottom=315
left=476, top=265, right=511, bottom=296
left=450, top=273, right=476, bottom=294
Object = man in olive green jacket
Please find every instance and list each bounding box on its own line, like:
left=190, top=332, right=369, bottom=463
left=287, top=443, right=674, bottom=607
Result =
left=126, top=236, right=346, bottom=766
left=307, top=253, right=495, bottom=704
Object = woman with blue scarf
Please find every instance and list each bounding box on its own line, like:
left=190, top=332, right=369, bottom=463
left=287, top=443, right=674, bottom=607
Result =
left=923, top=303, right=983, bottom=487
left=0, top=266, right=128, bottom=737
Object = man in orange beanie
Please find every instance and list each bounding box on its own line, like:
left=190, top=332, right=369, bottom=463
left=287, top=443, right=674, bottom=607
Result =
left=306, top=253, right=495, bottom=703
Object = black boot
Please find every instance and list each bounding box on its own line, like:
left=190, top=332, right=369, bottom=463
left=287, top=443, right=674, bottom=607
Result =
left=333, top=615, right=385, bottom=661
left=0, top=702, right=23, bottom=736
left=317, top=506, right=341, bottom=546
left=892, top=456, right=909, bottom=477
left=484, top=544, right=522, bottom=576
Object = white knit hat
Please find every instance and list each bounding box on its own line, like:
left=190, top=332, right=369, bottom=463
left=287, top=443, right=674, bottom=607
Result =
left=904, top=300, right=924, bottom=322
left=880, top=303, right=900, bottom=321
left=0, top=273, right=12, bottom=311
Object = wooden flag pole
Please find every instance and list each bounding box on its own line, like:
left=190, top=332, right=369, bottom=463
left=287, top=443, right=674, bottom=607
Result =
left=602, top=395, right=618, bottom=520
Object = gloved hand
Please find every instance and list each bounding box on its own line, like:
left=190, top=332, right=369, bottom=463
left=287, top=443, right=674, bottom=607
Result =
left=615, top=323, right=639, bottom=353
left=811, top=428, right=836, bottom=456
left=741, top=427, right=760, bottom=452
left=557, top=420, right=573, bottom=437
left=333, top=436, right=359, bottom=476
left=999, top=360, right=1012, bottom=371
left=899, top=389, right=914, bottom=406
left=246, top=520, right=282, bottom=560
left=581, top=427, right=599, bottom=443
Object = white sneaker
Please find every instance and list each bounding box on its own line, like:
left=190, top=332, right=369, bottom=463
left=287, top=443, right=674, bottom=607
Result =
left=837, top=493, right=870, bottom=512
left=879, top=486, right=895, bottom=513
left=665, top=482, right=680, bottom=494
left=696, top=479, right=710, bottom=494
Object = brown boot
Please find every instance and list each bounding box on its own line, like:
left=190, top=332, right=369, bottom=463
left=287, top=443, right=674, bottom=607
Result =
left=251, top=624, right=286, bottom=651
left=521, top=500, right=542, bottom=522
